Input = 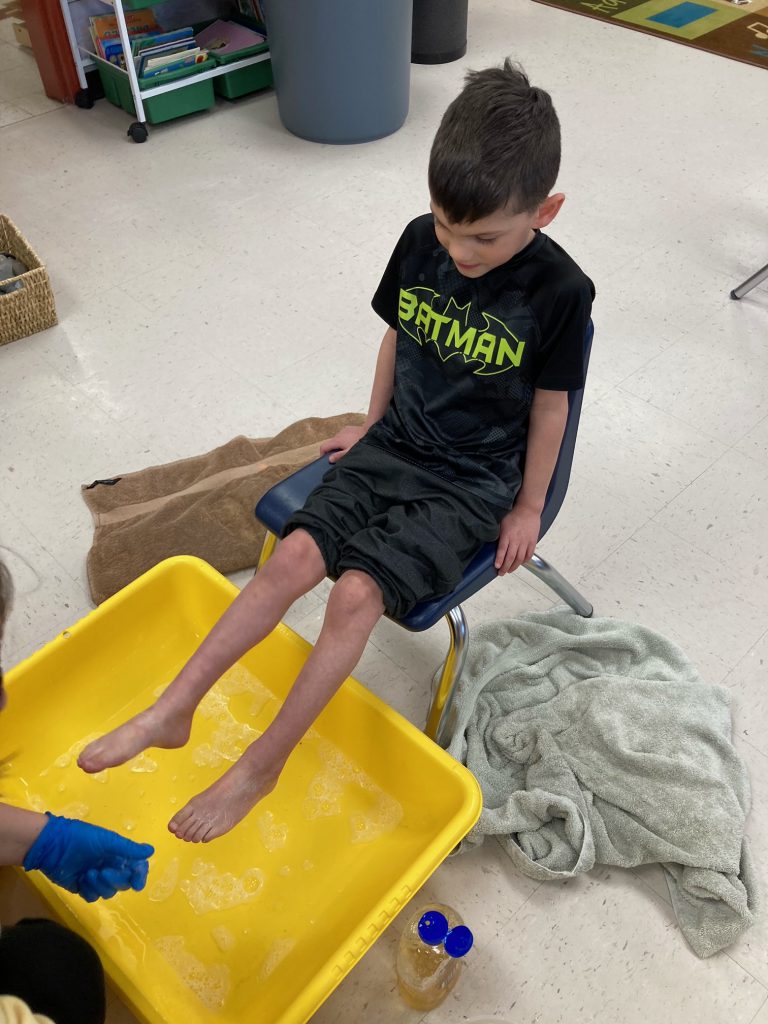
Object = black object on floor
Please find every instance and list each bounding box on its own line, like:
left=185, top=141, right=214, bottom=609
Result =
left=412, top=0, right=468, bottom=63
left=0, top=917, right=107, bottom=1024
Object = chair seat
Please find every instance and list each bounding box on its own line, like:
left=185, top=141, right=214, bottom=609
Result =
left=256, top=455, right=496, bottom=631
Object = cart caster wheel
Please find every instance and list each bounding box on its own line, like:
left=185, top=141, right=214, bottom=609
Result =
left=75, top=88, right=94, bottom=109
left=128, top=121, right=148, bottom=143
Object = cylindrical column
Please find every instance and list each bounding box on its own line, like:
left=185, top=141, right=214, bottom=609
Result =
left=412, top=0, right=468, bottom=64
left=265, top=0, right=413, bottom=144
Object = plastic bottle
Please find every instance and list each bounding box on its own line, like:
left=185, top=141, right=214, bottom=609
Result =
left=396, top=903, right=474, bottom=1010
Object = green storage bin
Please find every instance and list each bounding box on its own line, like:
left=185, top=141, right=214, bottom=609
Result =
left=213, top=46, right=272, bottom=100
left=95, top=56, right=216, bottom=124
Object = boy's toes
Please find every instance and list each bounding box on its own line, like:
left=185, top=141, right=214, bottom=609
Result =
left=168, top=806, right=194, bottom=836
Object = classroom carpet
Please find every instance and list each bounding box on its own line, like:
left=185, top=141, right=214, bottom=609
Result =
left=532, top=0, right=768, bottom=70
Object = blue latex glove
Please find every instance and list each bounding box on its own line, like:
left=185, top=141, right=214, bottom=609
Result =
left=23, top=813, right=154, bottom=903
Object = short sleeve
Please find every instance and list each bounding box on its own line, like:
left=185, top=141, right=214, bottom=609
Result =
left=532, top=276, right=594, bottom=391
left=371, top=227, right=409, bottom=330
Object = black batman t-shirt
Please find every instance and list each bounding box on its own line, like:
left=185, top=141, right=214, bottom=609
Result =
left=364, top=213, right=595, bottom=509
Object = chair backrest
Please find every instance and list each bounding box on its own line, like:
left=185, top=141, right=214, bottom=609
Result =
left=539, top=318, right=594, bottom=539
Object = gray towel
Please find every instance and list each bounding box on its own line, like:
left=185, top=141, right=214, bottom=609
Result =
left=444, top=609, right=758, bottom=958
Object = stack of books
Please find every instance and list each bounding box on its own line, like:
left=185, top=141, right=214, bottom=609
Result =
left=88, top=11, right=210, bottom=79
left=132, top=28, right=209, bottom=79
left=89, top=9, right=160, bottom=67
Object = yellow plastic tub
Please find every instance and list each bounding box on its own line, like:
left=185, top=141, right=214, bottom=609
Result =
left=2, top=557, right=481, bottom=1024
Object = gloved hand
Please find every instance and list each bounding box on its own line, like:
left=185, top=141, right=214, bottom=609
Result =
left=23, top=813, right=154, bottom=903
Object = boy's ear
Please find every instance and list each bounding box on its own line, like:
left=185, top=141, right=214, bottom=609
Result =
left=532, top=193, right=565, bottom=228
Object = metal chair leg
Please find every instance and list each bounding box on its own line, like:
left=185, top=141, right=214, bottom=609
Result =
left=425, top=605, right=469, bottom=747
left=731, top=261, right=768, bottom=300
left=523, top=551, right=593, bottom=618
left=258, top=530, right=278, bottom=569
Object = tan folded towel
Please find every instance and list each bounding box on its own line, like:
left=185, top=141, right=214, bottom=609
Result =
left=81, top=413, right=365, bottom=604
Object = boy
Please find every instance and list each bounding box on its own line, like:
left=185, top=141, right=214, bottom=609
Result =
left=79, top=60, right=594, bottom=843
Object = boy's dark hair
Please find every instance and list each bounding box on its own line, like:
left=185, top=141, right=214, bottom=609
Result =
left=428, top=59, right=561, bottom=221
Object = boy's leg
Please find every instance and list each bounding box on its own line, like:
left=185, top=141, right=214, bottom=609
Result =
left=78, top=529, right=327, bottom=773
left=168, top=568, right=384, bottom=843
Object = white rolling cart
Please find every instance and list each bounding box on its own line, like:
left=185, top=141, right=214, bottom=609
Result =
left=58, top=0, right=271, bottom=141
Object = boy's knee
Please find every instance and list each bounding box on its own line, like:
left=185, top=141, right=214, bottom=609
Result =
left=257, top=529, right=326, bottom=594
left=329, top=570, right=384, bottom=620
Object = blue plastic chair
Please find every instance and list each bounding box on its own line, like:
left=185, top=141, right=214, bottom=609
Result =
left=255, top=321, right=594, bottom=746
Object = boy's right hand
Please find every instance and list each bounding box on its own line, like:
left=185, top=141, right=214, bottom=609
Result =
left=320, top=425, right=367, bottom=463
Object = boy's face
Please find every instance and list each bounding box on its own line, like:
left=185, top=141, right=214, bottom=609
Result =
left=430, top=195, right=564, bottom=278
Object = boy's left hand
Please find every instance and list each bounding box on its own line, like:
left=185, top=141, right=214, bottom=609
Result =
left=495, top=506, right=541, bottom=575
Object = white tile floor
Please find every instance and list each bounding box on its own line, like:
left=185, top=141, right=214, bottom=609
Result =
left=1, top=0, right=768, bottom=1020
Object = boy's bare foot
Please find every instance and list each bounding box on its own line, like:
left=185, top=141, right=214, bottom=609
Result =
left=168, top=750, right=280, bottom=843
left=77, top=703, right=192, bottom=773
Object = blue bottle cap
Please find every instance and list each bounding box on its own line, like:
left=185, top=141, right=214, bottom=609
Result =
left=418, top=910, right=449, bottom=946
left=444, top=925, right=474, bottom=958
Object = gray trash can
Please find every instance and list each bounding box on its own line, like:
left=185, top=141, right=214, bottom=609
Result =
left=412, top=0, right=468, bottom=64
left=264, top=0, right=413, bottom=144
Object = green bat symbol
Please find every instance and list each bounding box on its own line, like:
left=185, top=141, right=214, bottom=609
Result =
left=398, top=288, right=526, bottom=376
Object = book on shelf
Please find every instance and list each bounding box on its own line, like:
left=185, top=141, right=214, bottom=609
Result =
left=195, top=19, right=265, bottom=57
left=235, top=0, right=266, bottom=27
left=141, top=48, right=208, bottom=78
left=132, top=28, right=201, bottom=75
left=89, top=9, right=160, bottom=66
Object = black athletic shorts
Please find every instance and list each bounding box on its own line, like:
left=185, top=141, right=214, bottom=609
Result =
left=283, top=441, right=505, bottom=619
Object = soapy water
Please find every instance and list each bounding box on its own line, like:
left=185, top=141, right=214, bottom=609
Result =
left=192, top=717, right=259, bottom=770
left=180, top=861, right=264, bottom=915
left=259, top=936, right=296, bottom=980
left=60, top=801, right=90, bottom=819
left=307, top=736, right=404, bottom=844
left=129, top=752, right=158, bottom=774
left=192, top=680, right=262, bottom=769
left=256, top=810, right=288, bottom=853
left=210, top=926, right=236, bottom=952
left=148, top=857, right=179, bottom=903
left=302, top=770, right=344, bottom=820
left=155, top=935, right=230, bottom=1010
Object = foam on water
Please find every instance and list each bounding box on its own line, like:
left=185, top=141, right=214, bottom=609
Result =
left=60, top=801, right=89, bottom=819
left=129, top=752, right=158, bottom=774
left=256, top=810, right=288, bottom=852
left=259, top=936, right=296, bottom=980
left=302, top=770, right=344, bottom=820
left=309, top=736, right=404, bottom=843
left=180, top=861, right=264, bottom=915
left=210, top=926, right=236, bottom=952
left=155, top=935, right=230, bottom=1009
left=51, top=733, right=101, bottom=772
left=148, top=856, right=179, bottom=903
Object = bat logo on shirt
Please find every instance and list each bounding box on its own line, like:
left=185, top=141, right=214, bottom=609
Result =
left=398, top=288, right=526, bottom=376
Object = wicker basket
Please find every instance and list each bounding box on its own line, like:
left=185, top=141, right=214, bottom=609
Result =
left=0, top=215, right=58, bottom=346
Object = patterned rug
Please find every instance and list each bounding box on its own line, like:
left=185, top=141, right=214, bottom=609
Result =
left=532, top=0, right=768, bottom=69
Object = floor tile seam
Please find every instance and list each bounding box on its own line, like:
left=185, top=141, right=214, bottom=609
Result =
left=646, top=470, right=768, bottom=593
left=742, top=736, right=768, bottom=766
left=0, top=103, right=63, bottom=124
left=613, top=380, right=749, bottom=448
left=639, top=435, right=754, bottom=530
left=540, top=502, right=656, bottom=589
left=749, top=992, right=768, bottom=1024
